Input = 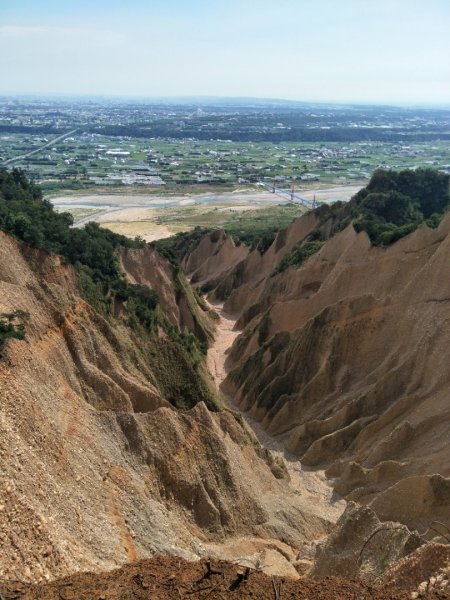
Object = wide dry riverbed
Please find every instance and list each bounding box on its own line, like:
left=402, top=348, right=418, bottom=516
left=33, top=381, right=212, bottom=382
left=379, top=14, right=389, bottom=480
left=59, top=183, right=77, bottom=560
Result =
left=50, top=186, right=362, bottom=242
left=206, top=300, right=346, bottom=526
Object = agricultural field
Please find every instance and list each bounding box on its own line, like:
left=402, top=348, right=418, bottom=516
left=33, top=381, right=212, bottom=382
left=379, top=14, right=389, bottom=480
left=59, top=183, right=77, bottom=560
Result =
left=1, top=98, right=450, bottom=198
left=2, top=133, right=450, bottom=196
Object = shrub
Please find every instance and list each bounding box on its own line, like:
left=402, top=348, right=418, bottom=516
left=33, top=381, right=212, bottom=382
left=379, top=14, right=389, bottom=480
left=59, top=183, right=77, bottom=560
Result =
left=273, top=240, right=324, bottom=275
left=0, top=309, right=30, bottom=356
left=332, top=168, right=449, bottom=246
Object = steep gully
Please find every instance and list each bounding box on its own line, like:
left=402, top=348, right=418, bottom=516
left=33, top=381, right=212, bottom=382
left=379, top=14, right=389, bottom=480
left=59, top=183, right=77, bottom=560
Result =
left=0, top=229, right=356, bottom=585
left=206, top=299, right=345, bottom=528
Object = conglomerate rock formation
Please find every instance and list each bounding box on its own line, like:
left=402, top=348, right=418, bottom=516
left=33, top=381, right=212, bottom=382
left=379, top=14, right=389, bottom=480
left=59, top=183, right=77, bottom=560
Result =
left=182, top=212, right=450, bottom=536
left=1, top=172, right=450, bottom=591
left=0, top=231, right=335, bottom=583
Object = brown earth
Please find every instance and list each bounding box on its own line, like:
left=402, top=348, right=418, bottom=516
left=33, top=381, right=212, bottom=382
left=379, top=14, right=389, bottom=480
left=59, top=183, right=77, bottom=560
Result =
left=381, top=542, right=450, bottom=595
left=182, top=212, right=450, bottom=535
left=1, top=195, right=450, bottom=593
left=0, top=231, right=341, bottom=584
left=0, top=555, right=427, bottom=600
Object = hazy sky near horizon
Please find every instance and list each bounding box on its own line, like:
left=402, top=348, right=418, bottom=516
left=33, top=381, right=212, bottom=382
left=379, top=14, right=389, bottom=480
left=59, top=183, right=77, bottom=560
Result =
left=1, top=0, right=449, bottom=104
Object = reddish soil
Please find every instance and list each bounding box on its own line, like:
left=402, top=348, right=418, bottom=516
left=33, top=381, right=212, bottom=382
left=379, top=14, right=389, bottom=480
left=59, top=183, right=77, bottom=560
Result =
left=0, top=556, right=440, bottom=600
left=382, top=543, right=450, bottom=593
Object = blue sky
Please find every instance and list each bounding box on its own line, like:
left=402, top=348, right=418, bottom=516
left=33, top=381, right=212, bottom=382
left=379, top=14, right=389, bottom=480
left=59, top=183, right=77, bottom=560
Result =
left=1, top=0, right=449, bottom=104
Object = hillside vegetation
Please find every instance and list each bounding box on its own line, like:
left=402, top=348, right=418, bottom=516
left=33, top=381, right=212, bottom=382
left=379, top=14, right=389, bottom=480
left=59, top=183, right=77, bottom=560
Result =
left=330, top=167, right=449, bottom=245
left=268, top=168, right=450, bottom=274
left=0, top=168, right=217, bottom=410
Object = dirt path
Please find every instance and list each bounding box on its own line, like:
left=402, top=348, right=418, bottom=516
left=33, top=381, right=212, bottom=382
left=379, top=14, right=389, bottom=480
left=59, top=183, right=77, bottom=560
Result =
left=206, top=301, right=346, bottom=524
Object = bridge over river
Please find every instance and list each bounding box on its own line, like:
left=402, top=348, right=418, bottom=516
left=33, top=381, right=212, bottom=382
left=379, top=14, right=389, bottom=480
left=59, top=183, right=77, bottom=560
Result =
left=258, top=181, right=323, bottom=208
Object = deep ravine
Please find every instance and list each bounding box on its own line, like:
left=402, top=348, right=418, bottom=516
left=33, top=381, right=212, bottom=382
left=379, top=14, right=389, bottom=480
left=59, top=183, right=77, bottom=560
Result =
left=206, top=300, right=346, bottom=527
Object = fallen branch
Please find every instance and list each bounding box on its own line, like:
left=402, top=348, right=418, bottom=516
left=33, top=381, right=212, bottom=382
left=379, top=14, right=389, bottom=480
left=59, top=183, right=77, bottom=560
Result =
left=202, top=583, right=221, bottom=598
left=228, top=567, right=250, bottom=591
left=272, top=576, right=283, bottom=599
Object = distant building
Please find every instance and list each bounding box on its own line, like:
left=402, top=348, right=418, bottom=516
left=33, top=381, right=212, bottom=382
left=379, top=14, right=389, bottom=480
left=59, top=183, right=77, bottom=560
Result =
left=105, top=150, right=131, bottom=157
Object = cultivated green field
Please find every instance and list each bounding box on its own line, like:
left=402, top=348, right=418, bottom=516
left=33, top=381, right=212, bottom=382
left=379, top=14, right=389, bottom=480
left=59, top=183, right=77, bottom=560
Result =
left=3, top=130, right=450, bottom=197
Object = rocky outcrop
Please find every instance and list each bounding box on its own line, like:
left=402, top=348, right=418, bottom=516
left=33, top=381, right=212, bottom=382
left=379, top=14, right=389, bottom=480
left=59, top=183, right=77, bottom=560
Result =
left=184, top=213, right=320, bottom=309
left=183, top=230, right=250, bottom=293
left=312, top=502, right=422, bottom=581
left=369, top=474, right=450, bottom=534
left=118, top=245, right=216, bottom=343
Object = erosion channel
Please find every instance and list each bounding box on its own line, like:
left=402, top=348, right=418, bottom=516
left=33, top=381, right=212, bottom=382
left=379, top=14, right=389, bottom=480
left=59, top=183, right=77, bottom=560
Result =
left=206, top=300, right=346, bottom=548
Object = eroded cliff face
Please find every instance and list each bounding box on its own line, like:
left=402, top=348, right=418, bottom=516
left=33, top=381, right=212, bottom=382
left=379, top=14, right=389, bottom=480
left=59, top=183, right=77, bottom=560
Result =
left=118, top=245, right=216, bottom=343
left=183, top=214, right=450, bottom=533
left=0, top=232, right=333, bottom=583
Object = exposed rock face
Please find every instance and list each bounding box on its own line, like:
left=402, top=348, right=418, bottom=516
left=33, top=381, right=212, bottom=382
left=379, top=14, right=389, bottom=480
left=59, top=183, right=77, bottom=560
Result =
left=119, top=245, right=184, bottom=329
left=118, top=245, right=215, bottom=343
left=183, top=230, right=250, bottom=293
left=0, top=232, right=332, bottom=582
left=183, top=212, right=450, bottom=532
left=368, top=474, right=450, bottom=534
left=312, top=502, right=422, bottom=581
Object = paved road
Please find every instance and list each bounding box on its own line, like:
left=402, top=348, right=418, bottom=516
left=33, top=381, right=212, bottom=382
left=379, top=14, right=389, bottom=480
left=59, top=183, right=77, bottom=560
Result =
left=1, top=129, right=78, bottom=166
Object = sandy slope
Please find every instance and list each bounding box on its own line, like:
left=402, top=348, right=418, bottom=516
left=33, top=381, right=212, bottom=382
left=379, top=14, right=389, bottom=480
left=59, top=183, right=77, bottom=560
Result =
left=187, top=211, right=450, bottom=534
left=0, top=231, right=341, bottom=583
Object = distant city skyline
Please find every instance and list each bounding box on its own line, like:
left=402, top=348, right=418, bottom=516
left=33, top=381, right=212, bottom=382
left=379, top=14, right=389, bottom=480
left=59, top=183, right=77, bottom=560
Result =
left=1, top=0, right=449, bottom=105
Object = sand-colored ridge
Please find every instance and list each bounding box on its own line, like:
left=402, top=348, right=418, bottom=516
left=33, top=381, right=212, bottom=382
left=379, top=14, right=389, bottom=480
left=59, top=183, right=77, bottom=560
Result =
left=0, top=230, right=340, bottom=583
left=183, top=211, right=450, bottom=535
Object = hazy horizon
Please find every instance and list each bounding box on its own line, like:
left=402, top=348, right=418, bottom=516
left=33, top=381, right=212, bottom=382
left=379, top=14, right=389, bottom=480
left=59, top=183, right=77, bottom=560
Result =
left=1, top=0, right=449, bottom=104
left=1, top=93, right=450, bottom=111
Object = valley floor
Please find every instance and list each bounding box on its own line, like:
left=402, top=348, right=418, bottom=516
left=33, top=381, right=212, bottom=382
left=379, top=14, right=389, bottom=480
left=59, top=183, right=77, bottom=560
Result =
left=51, top=185, right=362, bottom=241
left=206, top=301, right=346, bottom=533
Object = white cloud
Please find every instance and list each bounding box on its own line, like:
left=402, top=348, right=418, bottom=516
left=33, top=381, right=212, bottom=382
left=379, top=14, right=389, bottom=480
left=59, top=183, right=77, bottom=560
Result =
left=0, top=25, right=126, bottom=44
left=0, top=25, right=50, bottom=36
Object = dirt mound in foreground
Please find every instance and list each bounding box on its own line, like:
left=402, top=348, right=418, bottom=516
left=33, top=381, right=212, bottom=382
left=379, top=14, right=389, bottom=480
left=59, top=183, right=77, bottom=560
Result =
left=382, top=542, right=450, bottom=595
left=0, top=556, right=418, bottom=600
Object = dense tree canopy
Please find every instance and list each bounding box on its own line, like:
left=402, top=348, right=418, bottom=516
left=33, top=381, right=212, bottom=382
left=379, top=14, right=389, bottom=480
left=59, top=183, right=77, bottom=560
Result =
left=350, top=168, right=450, bottom=245
left=0, top=168, right=156, bottom=319
left=361, top=168, right=450, bottom=218
left=268, top=167, right=450, bottom=275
